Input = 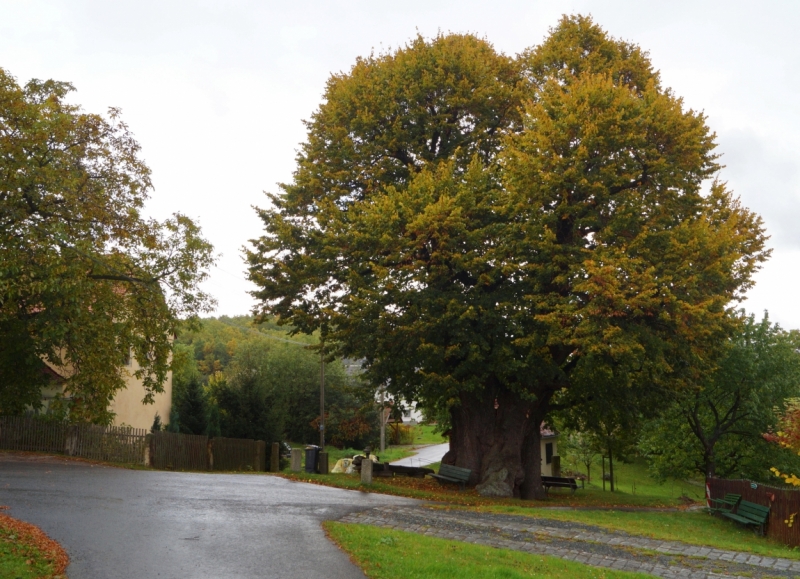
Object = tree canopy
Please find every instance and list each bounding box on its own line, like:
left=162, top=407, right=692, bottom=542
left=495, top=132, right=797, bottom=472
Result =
left=172, top=316, right=376, bottom=447
left=246, top=16, right=769, bottom=498
left=640, top=312, right=800, bottom=481
left=0, top=68, right=215, bottom=423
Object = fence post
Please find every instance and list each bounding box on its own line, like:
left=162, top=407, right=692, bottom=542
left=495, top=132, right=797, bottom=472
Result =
left=144, top=434, right=152, bottom=467
left=290, top=448, right=302, bottom=471
left=361, top=459, right=373, bottom=485
left=255, top=440, right=266, bottom=471
left=208, top=438, right=214, bottom=471
left=64, top=425, right=77, bottom=456
left=270, top=443, right=280, bottom=472
left=319, top=451, right=329, bottom=475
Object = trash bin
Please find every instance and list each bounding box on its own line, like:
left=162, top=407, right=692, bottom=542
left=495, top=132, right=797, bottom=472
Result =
left=305, top=445, right=320, bottom=473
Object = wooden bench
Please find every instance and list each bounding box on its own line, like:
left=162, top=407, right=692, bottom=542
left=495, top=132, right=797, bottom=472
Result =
left=721, top=500, right=770, bottom=535
left=709, top=493, right=741, bottom=514
left=428, top=464, right=471, bottom=490
left=541, top=475, right=579, bottom=494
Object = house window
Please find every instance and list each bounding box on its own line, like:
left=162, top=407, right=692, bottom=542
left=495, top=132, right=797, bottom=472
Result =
left=545, top=442, right=553, bottom=465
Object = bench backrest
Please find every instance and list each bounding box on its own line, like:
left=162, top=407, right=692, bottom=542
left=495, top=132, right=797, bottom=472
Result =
left=724, top=493, right=742, bottom=504
left=541, top=476, right=577, bottom=484
left=737, top=500, right=770, bottom=523
left=439, top=464, right=472, bottom=482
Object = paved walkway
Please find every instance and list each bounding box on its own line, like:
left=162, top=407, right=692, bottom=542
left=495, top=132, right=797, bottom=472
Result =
left=339, top=505, right=800, bottom=578
left=390, top=442, right=449, bottom=467
left=0, top=453, right=419, bottom=579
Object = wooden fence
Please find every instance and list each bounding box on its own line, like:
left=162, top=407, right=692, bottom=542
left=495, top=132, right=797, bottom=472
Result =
left=708, top=477, right=800, bottom=546
left=211, top=438, right=266, bottom=472
left=150, top=431, right=209, bottom=471
left=0, top=416, right=273, bottom=473
left=0, top=416, right=147, bottom=463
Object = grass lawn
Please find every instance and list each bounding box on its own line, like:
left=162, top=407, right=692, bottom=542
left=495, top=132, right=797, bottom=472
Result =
left=410, top=424, right=447, bottom=445
left=564, top=456, right=705, bottom=502
left=475, top=507, right=800, bottom=560
left=284, top=446, right=706, bottom=508
left=326, top=446, right=413, bottom=464
left=279, top=468, right=690, bottom=508
left=0, top=513, right=68, bottom=579
left=325, top=522, right=650, bottom=579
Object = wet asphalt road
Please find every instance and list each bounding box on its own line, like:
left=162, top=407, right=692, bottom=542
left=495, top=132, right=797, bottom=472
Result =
left=0, top=453, right=418, bottom=578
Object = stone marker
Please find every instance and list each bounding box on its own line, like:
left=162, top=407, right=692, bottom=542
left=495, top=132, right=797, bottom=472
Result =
left=361, top=459, right=373, bottom=484
left=290, top=448, right=302, bottom=472
left=319, top=451, right=329, bottom=475
left=270, top=442, right=280, bottom=472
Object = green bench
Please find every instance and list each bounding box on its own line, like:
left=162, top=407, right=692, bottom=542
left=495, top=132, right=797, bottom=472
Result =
left=709, top=493, right=741, bottom=514
left=428, top=464, right=472, bottom=490
left=721, top=500, right=770, bottom=535
left=541, top=475, right=579, bottom=494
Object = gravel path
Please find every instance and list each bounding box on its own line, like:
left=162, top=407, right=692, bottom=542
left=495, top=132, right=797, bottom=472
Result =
left=339, top=505, right=800, bottom=579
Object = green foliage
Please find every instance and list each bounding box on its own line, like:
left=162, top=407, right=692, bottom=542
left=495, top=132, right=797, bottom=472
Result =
left=388, top=423, right=414, bottom=445
left=247, top=16, right=768, bottom=494
left=175, top=376, right=208, bottom=435
left=208, top=341, right=287, bottom=442
left=639, top=312, right=800, bottom=481
left=0, top=67, right=215, bottom=423
left=0, top=327, right=51, bottom=414
left=165, top=407, right=181, bottom=433
left=176, top=315, right=378, bottom=446
left=559, top=431, right=600, bottom=482
left=150, top=413, right=162, bottom=433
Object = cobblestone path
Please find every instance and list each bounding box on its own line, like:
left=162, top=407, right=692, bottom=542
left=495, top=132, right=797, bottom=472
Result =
left=338, top=505, right=800, bottom=579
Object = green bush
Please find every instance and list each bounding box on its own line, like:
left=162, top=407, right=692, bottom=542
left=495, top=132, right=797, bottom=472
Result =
left=389, top=423, right=414, bottom=445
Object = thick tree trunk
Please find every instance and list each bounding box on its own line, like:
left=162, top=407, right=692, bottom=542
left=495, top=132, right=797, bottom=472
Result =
left=442, top=387, right=528, bottom=497
left=442, top=385, right=552, bottom=499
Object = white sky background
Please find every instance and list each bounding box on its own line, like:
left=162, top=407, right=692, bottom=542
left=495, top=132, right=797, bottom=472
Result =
left=1, top=1, right=798, bottom=328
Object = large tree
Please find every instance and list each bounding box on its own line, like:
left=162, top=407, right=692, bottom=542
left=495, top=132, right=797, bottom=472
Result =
left=246, top=17, right=768, bottom=498
left=0, top=69, right=215, bottom=423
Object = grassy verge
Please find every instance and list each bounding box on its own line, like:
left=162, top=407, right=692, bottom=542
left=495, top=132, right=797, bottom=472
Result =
left=410, top=424, right=447, bottom=445
left=283, top=449, right=703, bottom=508
left=0, top=512, right=68, bottom=578
left=325, top=521, right=650, bottom=578
left=279, top=469, right=685, bottom=507
left=564, top=457, right=705, bottom=502
left=474, top=507, right=800, bottom=560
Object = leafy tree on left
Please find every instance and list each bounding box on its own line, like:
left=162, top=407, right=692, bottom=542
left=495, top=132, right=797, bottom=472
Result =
left=0, top=68, right=215, bottom=423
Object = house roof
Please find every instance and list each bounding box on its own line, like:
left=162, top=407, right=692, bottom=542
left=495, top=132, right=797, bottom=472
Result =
left=541, top=424, right=558, bottom=438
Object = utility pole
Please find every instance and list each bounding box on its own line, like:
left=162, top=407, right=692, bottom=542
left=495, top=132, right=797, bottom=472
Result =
left=379, top=386, right=386, bottom=453
left=319, top=351, right=325, bottom=449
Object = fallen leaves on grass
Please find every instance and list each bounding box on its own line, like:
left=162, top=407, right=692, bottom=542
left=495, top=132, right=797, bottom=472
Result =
left=279, top=471, right=682, bottom=509
left=0, top=512, right=69, bottom=577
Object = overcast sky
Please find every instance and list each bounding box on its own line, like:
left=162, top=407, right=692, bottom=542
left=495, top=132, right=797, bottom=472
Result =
left=2, top=1, right=798, bottom=328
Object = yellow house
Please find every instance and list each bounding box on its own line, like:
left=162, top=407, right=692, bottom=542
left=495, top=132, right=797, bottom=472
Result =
left=40, top=352, right=172, bottom=431
left=540, top=425, right=559, bottom=477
